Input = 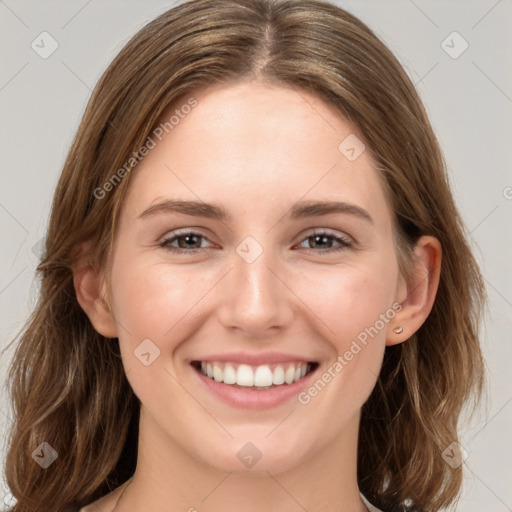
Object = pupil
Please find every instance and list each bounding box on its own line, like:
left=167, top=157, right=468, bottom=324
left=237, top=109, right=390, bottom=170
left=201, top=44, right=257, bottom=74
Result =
left=180, top=234, right=200, bottom=248
left=312, top=234, right=330, bottom=248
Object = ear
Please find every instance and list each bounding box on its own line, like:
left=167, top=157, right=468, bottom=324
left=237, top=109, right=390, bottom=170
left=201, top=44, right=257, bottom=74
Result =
left=72, top=242, right=118, bottom=338
left=387, top=235, right=442, bottom=346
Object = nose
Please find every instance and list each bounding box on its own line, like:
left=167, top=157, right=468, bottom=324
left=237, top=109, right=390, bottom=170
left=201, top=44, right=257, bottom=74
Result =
left=216, top=243, right=295, bottom=338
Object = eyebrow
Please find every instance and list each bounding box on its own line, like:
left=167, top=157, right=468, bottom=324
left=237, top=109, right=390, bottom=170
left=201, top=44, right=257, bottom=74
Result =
left=138, top=199, right=373, bottom=224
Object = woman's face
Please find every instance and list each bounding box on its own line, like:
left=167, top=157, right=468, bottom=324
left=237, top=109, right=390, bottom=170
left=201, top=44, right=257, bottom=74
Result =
left=106, top=81, right=404, bottom=474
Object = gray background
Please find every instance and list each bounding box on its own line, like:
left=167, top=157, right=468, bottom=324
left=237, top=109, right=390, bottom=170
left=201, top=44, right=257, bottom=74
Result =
left=0, top=0, right=511, bottom=510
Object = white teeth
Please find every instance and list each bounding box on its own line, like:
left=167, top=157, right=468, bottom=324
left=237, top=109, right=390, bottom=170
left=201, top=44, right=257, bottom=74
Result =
left=254, top=365, right=273, bottom=387
left=284, top=365, right=295, bottom=384
left=223, top=363, right=237, bottom=384
left=213, top=363, right=223, bottom=382
left=237, top=364, right=254, bottom=386
left=198, top=361, right=312, bottom=388
left=272, top=365, right=285, bottom=385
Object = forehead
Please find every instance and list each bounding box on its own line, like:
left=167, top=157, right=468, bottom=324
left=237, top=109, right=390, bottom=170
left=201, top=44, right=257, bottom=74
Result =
left=121, top=81, right=392, bottom=228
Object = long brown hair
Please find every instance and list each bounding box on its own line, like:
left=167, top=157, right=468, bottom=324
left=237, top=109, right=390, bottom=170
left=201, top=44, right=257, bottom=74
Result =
left=2, top=1, right=486, bottom=510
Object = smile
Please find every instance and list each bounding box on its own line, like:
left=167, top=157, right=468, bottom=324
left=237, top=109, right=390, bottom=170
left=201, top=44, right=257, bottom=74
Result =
left=191, top=361, right=318, bottom=389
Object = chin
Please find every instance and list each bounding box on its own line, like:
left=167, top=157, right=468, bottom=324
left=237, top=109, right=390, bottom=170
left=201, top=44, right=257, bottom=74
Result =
left=192, top=434, right=311, bottom=476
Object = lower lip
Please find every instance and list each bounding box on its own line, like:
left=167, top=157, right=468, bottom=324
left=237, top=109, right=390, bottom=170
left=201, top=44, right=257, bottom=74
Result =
left=192, top=364, right=318, bottom=410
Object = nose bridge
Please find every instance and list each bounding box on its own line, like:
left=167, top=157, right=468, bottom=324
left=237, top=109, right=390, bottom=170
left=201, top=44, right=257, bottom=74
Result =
left=218, top=235, right=293, bottom=334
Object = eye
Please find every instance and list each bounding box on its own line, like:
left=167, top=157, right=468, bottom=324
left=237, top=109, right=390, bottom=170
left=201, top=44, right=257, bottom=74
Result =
left=159, top=228, right=353, bottom=255
left=295, top=229, right=353, bottom=255
left=160, top=230, right=213, bottom=254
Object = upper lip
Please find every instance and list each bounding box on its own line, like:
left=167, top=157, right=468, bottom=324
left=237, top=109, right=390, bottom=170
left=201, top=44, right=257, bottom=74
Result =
left=190, top=352, right=318, bottom=366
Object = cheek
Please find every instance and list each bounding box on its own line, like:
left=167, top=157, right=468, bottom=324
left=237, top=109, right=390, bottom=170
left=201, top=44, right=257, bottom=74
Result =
left=109, top=240, right=398, bottom=393
left=108, top=254, right=208, bottom=406
left=111, top=250, right=201, bottom=324
left=293, top=270, right=395, bottom=425
left=108, top=251, right=207, bottom=358
left=301, top=260, right=397, bottom=345
left=110, top=247, right=398, bottom=352
left=298, top=257, right=398, bottom=398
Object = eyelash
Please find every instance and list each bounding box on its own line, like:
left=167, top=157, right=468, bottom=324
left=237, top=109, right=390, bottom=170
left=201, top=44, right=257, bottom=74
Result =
left=159, top=229, right=353, bottom=255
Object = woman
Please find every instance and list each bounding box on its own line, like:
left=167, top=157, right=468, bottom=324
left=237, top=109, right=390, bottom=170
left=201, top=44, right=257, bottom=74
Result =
left=3, top=1, right=486, bottom=511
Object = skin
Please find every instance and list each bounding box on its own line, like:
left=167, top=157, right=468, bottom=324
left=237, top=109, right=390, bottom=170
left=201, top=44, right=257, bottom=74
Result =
left=74, top=81, right=441, bottom=512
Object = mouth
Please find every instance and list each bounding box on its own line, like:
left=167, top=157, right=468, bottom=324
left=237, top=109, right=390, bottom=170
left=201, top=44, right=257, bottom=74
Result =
left=190, top=360, right=319, bottom=390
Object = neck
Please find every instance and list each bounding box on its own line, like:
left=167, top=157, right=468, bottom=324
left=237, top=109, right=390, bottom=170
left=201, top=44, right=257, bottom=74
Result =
left=115, top=407, right=369, bottom=512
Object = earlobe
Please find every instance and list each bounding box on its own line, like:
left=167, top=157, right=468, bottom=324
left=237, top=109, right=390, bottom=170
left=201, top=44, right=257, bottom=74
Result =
left=72, top=245, right=118, bottom=339
left=387, top=236, right=442, bottom=346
